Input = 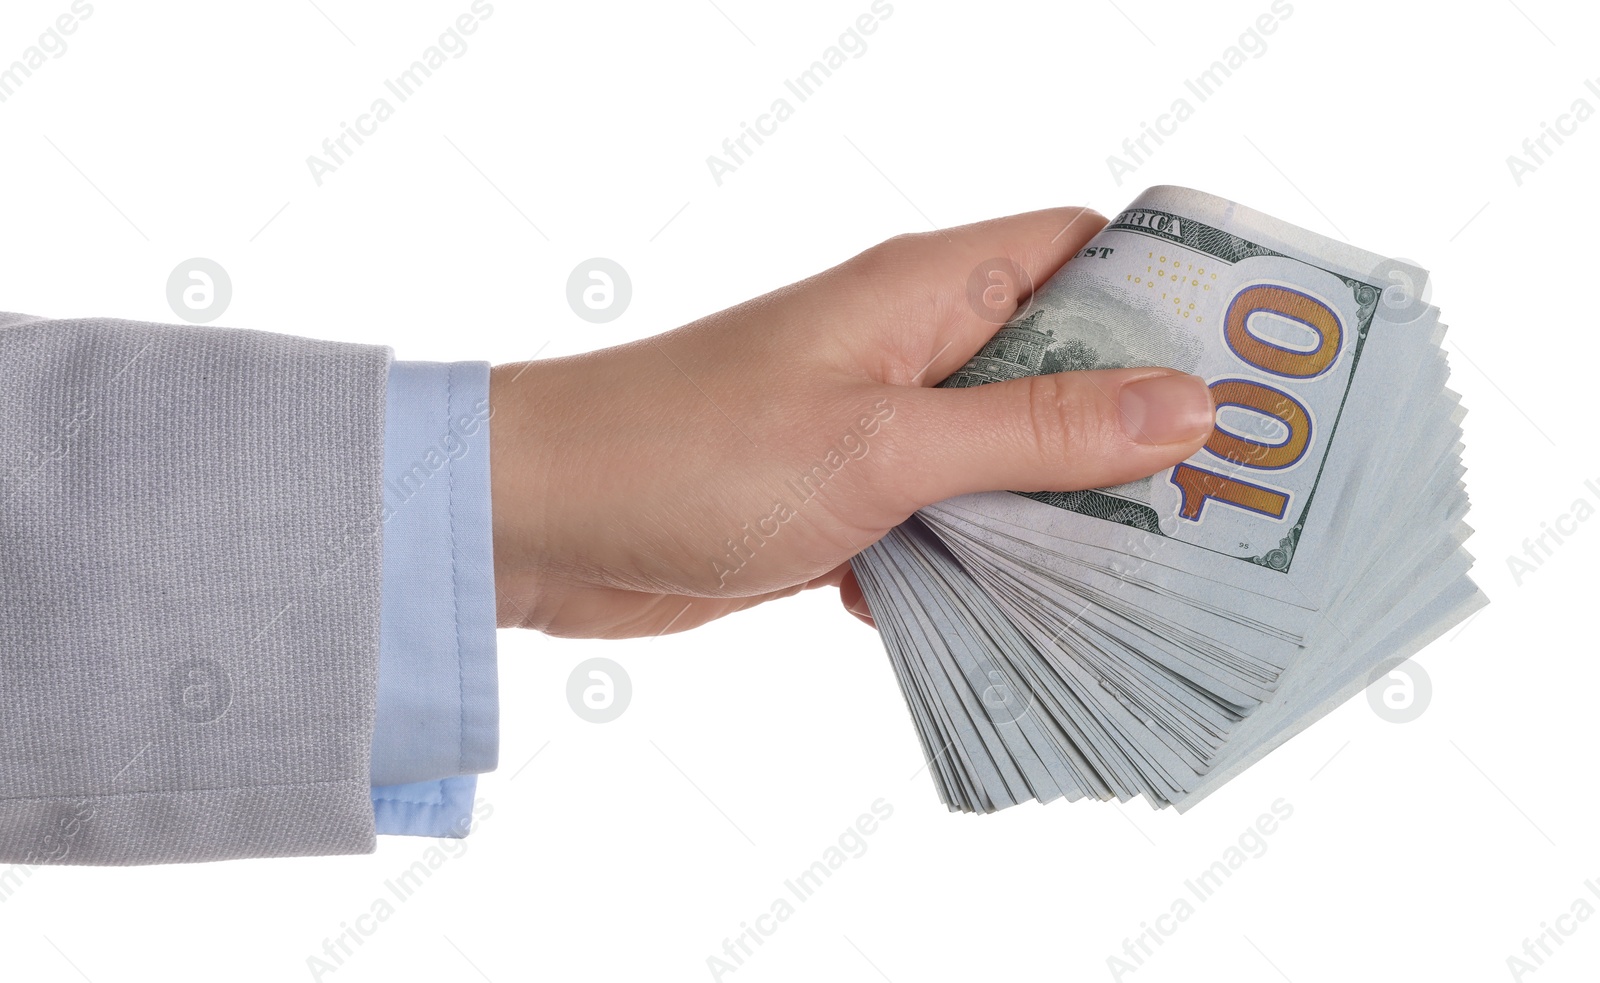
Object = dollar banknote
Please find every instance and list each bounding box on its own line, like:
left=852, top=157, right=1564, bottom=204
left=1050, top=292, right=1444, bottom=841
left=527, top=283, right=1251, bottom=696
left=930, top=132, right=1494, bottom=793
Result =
left=853, top=186, right=1484, bottom=812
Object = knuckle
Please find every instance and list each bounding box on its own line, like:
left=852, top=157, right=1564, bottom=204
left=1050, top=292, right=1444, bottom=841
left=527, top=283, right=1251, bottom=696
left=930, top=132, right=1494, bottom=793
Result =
left=1019, top=374, right=1119, bottom=466
left=854, top=232, right=931, bottom=276
left=883, top=230, right=935, bottom=253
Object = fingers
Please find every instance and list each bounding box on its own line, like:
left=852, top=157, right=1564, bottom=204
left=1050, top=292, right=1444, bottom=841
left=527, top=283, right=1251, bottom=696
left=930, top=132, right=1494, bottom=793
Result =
left=888, top=367, right=1215, bottom=507
left=837, top=568, right=875, bottom=629
left=847, top=207, right=1108, bottom=385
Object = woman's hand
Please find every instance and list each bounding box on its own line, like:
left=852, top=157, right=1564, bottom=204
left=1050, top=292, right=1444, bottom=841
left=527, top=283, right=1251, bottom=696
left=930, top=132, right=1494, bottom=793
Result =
left=488, top=207, right=1214, bottom=638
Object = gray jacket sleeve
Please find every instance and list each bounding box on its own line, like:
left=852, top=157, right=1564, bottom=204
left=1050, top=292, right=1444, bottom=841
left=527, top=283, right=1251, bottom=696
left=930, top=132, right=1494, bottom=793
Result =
left=0, top=312, right=390, bottom=865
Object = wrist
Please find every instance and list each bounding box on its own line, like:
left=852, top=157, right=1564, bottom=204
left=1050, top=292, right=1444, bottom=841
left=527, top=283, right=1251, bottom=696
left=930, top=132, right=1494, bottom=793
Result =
left=488, top=360, right=559, bottom=629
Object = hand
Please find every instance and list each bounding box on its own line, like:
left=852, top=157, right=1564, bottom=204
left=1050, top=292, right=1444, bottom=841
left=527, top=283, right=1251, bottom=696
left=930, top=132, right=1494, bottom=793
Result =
left=488, top=207, right=1216, bottom=638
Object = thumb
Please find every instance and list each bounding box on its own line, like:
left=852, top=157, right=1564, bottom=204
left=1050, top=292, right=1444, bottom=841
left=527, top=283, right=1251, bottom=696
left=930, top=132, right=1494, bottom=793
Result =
left=890, top=368, right=1215, bottom=506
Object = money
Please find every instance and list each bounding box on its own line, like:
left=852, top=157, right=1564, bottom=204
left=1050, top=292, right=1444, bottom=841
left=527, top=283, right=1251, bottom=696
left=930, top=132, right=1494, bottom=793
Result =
left=853, top=186, right=1484, bottom=812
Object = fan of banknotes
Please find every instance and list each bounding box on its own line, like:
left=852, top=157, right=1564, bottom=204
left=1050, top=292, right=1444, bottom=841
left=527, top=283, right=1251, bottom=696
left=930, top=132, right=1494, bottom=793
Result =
left=853, top=185, right=1484, bottom=813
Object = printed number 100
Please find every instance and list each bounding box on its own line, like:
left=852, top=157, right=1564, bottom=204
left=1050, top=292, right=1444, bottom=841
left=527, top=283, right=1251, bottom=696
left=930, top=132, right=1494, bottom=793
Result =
left=1170, top=284, right=1345, bottom=524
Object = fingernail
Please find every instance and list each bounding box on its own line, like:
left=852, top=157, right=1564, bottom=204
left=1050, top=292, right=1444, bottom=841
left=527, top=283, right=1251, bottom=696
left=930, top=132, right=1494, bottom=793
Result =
left=1118, top=373, right=1214, bottom=445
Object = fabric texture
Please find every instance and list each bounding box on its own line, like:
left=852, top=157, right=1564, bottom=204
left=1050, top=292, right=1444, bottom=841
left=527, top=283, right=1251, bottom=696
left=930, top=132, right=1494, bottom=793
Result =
left=0, top=312, right=390, bottom=865
left=371, top=775, right=479, bottom=839
left=371, top=360, right=498, bottom=836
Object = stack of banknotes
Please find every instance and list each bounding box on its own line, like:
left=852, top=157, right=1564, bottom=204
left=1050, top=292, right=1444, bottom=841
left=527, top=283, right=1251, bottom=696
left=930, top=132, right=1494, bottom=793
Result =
left=853, top=186, right=1485, bottom=813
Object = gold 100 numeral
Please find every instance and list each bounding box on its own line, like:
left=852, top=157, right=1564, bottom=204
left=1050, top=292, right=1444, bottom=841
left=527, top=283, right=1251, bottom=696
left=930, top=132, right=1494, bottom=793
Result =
left=1170, top=284, right=1346, bottom=525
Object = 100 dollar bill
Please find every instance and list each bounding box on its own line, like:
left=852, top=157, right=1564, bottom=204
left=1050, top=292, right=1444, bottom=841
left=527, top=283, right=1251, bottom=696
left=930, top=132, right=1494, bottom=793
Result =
left=943, top=187, right=1424, bottom=574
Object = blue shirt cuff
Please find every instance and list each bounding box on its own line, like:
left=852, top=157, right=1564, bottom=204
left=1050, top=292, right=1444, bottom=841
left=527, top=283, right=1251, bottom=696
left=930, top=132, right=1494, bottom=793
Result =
left=371, top=360, right=499, bottom=836
left=371, top=775, right=480, bottom=838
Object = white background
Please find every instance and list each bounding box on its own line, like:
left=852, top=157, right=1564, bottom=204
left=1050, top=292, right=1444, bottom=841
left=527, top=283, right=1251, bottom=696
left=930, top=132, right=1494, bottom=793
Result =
left=1, top=0, right=1596, bottom=980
